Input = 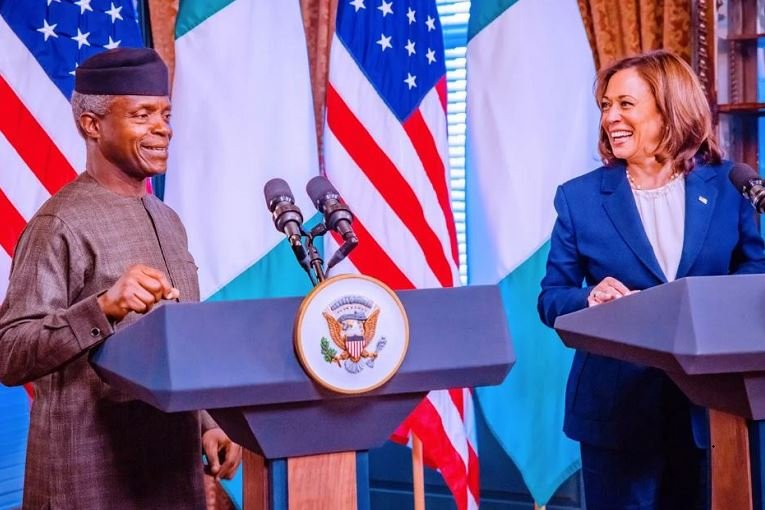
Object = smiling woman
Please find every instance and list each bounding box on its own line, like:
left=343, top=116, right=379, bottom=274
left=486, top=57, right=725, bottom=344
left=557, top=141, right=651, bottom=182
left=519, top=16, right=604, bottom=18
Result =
left=596, top=52, right=720, bottom=189
left=537, top=50, right=765, bottom=510
left=600, top=68, right=666, bottom=178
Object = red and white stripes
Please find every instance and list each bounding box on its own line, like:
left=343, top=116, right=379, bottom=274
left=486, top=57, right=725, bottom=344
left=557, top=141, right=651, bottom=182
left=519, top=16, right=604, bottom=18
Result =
left=324, top=34, right=478, bottom=509
left=325, top=38, right=459, bottom=289
left=0, top=16, right=83, bottom=300
left=391, top=388, right=480, bottom=510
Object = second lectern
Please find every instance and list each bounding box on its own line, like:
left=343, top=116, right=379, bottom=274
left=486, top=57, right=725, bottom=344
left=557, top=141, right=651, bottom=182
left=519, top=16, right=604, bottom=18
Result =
left=555, top=274, right=765, bottom=510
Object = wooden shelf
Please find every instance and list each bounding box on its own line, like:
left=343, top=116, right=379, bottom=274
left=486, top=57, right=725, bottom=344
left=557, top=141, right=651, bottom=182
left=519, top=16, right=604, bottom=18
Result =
left=721, top=33, right=765, bottom=41
left=717, top=102, right=765, bottom=114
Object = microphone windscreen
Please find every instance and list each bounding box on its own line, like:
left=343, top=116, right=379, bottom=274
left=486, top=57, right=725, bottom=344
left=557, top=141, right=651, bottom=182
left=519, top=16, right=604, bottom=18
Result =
left=264, top=178, right=294, bottom=210
left=306, top=176, right=339, bottom=208
left=729, top=163, right=759, bottom=191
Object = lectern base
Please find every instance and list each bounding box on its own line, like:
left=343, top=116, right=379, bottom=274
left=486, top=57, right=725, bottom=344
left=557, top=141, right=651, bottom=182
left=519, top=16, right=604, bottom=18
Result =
left=709, top=409, right=752, bottom=510
left=243, top=449, right=370, bottom=509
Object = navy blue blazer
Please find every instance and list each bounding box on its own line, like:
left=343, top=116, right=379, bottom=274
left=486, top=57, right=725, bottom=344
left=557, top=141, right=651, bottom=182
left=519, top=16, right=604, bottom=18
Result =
left=538, top=161, right=765, bottom=450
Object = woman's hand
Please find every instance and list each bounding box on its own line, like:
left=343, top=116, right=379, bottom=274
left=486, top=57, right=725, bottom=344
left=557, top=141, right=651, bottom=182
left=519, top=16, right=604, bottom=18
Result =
left=587, top=277, right=635, bottom=307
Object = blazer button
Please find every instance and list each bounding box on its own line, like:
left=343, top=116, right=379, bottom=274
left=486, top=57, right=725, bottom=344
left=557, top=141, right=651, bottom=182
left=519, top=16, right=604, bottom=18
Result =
left=90, top=327, right=101, bottom=337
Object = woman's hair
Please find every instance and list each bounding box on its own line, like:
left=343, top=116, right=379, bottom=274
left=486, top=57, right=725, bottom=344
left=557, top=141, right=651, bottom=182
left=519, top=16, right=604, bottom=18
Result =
left=595, top=50, right=722, bottom=173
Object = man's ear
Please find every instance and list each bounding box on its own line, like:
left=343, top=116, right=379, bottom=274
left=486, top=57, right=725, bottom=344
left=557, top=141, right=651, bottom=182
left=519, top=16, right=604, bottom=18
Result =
left=79, top=113, right=101, bottom=140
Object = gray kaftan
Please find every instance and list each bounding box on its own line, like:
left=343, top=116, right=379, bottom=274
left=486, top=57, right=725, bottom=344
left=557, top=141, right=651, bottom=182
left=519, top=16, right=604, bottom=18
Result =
left=0, top=172, right=212, bottom=509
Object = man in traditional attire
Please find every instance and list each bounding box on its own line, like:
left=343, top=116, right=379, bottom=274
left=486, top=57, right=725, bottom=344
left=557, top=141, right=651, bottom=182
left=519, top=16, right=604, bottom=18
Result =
left=0, top=48, right=241, bottom=509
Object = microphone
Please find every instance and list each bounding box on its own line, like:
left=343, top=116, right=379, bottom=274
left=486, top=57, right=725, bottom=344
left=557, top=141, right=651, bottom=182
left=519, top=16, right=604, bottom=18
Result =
left=263, top=178, right=311, bottom=271
left=729, top=163, right=765, bottom=213
left=306, top=176, right=358, bottom=269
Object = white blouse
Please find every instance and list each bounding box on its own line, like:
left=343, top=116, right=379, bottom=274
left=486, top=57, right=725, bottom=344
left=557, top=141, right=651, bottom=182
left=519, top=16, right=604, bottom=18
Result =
left=631, top=176, right=686, bottom=282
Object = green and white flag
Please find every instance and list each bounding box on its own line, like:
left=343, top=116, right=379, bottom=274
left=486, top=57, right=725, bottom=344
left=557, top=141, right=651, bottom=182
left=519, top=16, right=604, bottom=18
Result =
left=466, top=0, right=600, bottom=504
left=165, top=0, right=320, bottom=303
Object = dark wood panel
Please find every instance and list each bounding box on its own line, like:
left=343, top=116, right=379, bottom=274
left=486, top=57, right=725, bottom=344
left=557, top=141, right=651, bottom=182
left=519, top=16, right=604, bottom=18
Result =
left=717, top=103, right=765, bottom=114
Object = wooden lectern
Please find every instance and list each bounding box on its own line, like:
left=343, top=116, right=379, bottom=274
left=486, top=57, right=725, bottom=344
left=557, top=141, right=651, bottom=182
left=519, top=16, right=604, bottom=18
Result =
left=555, top=274, right=765, bottom=510
left=91, top=285, right=514, bottom=509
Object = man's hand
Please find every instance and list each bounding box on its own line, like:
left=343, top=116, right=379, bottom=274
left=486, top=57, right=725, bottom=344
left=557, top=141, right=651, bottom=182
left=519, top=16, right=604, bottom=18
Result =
left=97, top=264, right=179, bottom=322
left=587, top=276, right=636, bottom=307
left=202, top=428, right=242, bottom=481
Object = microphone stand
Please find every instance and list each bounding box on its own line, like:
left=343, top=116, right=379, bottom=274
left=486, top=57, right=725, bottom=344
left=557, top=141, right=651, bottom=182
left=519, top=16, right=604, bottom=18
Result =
left=304, top=224, right=327, bottom=285
left=298, top=222, right=358, bottom=287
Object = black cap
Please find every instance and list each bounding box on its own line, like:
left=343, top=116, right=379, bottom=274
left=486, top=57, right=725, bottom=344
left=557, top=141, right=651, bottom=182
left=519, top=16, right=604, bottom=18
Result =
left=74, top=47, right=169, bottom=96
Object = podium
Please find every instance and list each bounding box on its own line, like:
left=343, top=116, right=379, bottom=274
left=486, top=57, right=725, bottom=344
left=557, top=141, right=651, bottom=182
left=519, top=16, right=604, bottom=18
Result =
left=554, top=274, right=765, bottom=510
left=90, top=285, right=514, bottom=509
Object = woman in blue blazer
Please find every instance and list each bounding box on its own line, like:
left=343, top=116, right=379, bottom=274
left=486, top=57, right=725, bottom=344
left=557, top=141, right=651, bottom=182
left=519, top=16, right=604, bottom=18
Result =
left=538, top=51, right=765, bottom=509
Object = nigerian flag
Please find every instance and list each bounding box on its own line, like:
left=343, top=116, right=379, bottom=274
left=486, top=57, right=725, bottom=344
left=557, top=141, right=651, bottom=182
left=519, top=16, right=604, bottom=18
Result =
left=165, top=0, right=319, bottom=302
left=164, top=2, right=319, bottom=505
left=466, top=0, right=600, bottom=505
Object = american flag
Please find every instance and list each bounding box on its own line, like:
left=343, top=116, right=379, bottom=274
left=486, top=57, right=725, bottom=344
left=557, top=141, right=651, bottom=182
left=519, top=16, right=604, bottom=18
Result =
left=0, top=0, right=143, bottom=300
left=0, top=1, right=143, bottom=400
left=323, top=1, right=478, bottom=508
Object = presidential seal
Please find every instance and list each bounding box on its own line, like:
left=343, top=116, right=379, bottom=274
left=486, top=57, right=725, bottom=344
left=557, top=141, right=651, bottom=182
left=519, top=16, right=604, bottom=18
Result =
left=294, top=274, right=409, bottom=394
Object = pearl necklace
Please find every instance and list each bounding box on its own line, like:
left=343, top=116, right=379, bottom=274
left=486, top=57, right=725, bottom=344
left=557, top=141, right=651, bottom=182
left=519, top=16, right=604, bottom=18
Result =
left=626, top=169, right=680, bottom=190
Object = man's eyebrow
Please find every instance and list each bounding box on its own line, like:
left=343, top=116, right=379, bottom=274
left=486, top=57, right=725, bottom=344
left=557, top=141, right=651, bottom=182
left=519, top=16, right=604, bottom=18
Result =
left=127, top=103, right=171, bottom=112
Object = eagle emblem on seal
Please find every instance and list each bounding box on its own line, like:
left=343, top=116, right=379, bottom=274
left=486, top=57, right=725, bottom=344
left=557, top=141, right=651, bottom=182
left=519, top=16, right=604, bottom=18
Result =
left=321, top=295, right=387, bottom=374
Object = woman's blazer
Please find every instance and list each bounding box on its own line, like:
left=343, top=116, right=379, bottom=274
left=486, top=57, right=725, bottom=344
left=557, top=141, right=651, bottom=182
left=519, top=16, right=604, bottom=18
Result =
left=538, top=161, right=765, bottom=449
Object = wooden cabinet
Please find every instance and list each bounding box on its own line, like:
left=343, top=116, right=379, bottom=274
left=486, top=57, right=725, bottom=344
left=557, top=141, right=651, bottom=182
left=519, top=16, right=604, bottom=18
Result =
left=695, top=0, right=764, bottom=170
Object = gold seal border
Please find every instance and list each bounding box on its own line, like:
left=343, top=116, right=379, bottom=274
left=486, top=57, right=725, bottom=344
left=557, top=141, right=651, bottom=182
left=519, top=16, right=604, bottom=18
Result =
left=293, top=274, right=410, bottom=395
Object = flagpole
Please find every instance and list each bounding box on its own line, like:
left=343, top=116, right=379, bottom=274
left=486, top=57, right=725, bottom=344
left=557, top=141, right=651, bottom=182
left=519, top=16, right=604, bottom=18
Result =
left=412, top=434, right=425, bottom=510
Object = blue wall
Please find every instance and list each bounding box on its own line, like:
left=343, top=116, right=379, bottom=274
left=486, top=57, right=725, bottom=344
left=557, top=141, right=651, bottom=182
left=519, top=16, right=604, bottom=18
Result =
left=0, top=385, right=28, bottom=510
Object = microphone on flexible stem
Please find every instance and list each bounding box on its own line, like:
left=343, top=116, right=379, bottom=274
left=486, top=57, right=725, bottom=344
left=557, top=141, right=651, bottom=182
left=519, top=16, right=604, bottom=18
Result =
left=263, top=178, right=311, bottom=273
left=306, top=176, right=359, bottom=271
left=729, top=163, right=765, bottom=213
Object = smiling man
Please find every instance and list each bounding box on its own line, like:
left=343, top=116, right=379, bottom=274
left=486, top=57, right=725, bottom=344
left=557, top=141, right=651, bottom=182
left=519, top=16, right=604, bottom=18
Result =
left=0, top=48, right=240, bottom=509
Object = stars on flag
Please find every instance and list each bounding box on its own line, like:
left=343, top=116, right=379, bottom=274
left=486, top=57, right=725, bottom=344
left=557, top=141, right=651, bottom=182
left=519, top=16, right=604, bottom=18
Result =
left=376, top=33, right=393, bottom=51
left=406, top=7, right=416, bottom=24
left=71, top=28, right=90, bottom=49
left=8, top=0, right=143, bottom=99
left=74, top=0, right=93, bottom=15
left=37, top=20, right=58, bottom=42
left=105, top=36, right=121, bottom=50
left=34, top=0, right=135, bottom=75
left=105, top=3, right=124, bottom=23
left=339, top=0, right=444, bottom=116
left=378, top=0, right=393, bottom=17
left=405, top=39, right=416, bottom=56
left=404, top=72, right=417, bottom=89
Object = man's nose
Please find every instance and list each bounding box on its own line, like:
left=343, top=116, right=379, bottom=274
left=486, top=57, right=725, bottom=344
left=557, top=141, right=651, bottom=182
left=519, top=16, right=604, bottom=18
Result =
left=152, top=116, right=171, bottom=136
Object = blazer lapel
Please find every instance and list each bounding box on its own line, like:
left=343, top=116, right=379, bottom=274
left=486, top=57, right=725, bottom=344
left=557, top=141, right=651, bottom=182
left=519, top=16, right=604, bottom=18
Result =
left=601, top=167, right=667, bottom=282
left=676, top=165, right=718, bottom=278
